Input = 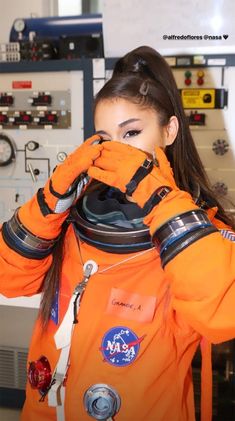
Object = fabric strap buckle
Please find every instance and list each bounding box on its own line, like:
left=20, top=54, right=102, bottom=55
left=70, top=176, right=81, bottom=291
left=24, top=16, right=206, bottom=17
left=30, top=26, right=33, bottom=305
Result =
left=125, top=158, right=153, bottom=196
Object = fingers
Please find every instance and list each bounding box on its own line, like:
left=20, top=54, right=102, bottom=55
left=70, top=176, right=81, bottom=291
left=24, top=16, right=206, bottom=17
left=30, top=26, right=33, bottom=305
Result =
left=94, top=155, right=119, bottom=171
left=102, top=140, right=146, bottom=158
left=87, top=144, right=104, bottom=160
left=68, top=141, right=102, bottom=162
left=88, top=166, right=121, bottom=189
left=84, top=134, right=102, bottom=146
left=93, top=147, right=123, bottom=170
left=101, top=140, right=130, bottom=152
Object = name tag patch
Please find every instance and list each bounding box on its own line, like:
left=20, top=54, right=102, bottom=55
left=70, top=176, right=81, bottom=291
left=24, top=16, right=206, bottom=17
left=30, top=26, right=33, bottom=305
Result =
left=106, top=288, right=157, bottom=323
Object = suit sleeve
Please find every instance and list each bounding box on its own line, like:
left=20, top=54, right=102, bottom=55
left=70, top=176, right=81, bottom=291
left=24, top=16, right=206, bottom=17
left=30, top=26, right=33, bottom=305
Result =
left=0, top=192, right=68, bottom=298
left=165, top=230, right=235, bottom=344
left=0, top=229, right=53, bottom=297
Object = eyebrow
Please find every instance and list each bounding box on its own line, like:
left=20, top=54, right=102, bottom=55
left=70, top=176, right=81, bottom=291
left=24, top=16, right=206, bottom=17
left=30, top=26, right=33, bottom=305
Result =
left=119, top=118, right=141, bottom=127
left=95, top=118, right=141, bottom=136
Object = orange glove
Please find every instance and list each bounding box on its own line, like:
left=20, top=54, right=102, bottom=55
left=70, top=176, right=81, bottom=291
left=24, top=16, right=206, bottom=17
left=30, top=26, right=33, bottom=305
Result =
left=42, top=134, right=103, bottom=211
left=18, top=135, right=103, bottom=238
left=88, top=141, right=197, bottom=235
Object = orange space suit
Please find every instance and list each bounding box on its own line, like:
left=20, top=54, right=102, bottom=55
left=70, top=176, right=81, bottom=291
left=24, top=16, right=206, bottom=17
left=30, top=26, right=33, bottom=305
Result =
left=0, top=206, right=235, bottom=421
left=1, top=140, right=235, bottom=421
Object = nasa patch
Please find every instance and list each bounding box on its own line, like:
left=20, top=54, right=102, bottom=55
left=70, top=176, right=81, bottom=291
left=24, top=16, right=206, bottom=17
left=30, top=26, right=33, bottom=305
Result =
left=100, top=326, right=145, bottom=367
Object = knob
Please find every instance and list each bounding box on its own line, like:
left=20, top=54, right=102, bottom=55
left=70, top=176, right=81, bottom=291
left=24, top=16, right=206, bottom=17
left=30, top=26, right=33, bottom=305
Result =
left=212, top=182, right=228, bottom=196
left=57, top=151, right=67, bottom=162
left=33, top=168, right=40, bottom=176
left=26, top=141, right=39, bottom=151
left=203, top=93, right=212, bottom=103
left=212, top=139, right=229, bottom=156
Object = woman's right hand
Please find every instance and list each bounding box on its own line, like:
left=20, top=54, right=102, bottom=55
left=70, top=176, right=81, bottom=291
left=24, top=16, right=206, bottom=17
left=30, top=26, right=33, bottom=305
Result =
left=42, top=134, right=103, bottom=212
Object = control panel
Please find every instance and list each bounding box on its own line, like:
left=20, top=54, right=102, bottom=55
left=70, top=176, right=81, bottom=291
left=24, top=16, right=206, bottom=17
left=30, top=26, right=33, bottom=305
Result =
left=172, top=62, right=235, bottom=213
left=0, top=69, right=84, bottom=223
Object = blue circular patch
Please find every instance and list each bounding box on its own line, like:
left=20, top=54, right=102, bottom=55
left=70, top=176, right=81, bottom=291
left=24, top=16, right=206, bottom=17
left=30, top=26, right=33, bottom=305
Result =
left=100, top=326, right=143, bottom=367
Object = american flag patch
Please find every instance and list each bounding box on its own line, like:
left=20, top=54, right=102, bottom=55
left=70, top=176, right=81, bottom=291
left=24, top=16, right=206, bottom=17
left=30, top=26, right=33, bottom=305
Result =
left=220, top=229, right=235, bottom=242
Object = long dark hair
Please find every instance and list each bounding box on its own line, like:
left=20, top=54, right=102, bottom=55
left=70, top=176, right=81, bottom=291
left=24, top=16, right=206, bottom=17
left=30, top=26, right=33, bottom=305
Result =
left=39, top=46, right=235, bottom=326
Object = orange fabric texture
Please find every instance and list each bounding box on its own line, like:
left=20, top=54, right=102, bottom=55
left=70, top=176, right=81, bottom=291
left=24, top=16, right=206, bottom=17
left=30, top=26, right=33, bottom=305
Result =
left=200, top=337, right=212, bottom=421
left=18, top=194, right=69, bottom=239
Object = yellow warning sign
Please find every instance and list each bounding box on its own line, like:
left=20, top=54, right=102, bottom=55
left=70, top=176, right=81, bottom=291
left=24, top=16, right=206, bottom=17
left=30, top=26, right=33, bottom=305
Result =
left=181, top=89, right=215, bottom=109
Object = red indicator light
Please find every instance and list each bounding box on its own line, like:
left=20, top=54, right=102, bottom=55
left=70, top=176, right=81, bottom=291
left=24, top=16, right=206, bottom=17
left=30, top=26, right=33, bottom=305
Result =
left=189, top=112, right=205, bottom=126
left=0, top=114, right=7, bottom=122
left=194, top=114, right=202, bottom=121
left=197, top=78, right=204, bottom=86
left=47, top=114, right=55, bottom=121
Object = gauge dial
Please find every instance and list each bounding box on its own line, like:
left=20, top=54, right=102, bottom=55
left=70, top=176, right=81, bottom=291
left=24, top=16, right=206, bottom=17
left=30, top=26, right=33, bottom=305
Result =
left=0, top=134, right=15, bottom=166
left=13, top=19, right=25, bottom=33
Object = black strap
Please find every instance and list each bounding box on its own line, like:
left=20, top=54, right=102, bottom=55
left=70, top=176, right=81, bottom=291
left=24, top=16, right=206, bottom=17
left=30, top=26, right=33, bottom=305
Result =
left=142, top=186, right=172, bottom=214
left=125, top=158, right=153, bottom=196
left=37, top=188, right=54, bottom=216
left=49, top=176, right=80, bottom=199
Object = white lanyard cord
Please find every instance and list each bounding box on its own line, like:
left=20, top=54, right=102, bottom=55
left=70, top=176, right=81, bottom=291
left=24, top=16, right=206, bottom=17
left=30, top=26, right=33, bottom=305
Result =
left=48, top=261, right=98, bottom=417
left=99, top=247, right=155, bottom=273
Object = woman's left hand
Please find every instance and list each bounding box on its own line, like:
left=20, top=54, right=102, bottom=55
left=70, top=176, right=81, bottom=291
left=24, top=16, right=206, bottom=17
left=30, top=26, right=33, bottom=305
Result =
left=88, top=141, right=177, bottom=209
left=88, top=141, right=198, bottom=234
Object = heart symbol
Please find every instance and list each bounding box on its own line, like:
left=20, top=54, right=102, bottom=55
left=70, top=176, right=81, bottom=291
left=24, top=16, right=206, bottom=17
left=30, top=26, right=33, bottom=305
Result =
left=223, top=35, right=229, bottom=40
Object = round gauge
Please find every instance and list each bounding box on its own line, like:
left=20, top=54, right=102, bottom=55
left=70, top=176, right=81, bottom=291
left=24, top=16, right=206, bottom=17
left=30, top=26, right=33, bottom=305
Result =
left=0, top=134, right=16, bottom=166
left=57, top=151, right=67, bottom=162
left=13, top=19, right=25, bottom=33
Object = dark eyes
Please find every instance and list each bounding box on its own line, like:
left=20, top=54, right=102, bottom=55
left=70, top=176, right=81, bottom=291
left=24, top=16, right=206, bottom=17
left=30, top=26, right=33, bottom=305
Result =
left=124, top=130, right=142, bottom=138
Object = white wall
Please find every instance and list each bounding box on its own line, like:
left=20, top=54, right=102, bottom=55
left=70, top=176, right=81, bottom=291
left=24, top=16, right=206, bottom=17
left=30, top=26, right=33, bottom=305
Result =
left=0, top=0, right=57, bottom=43
left=102, top=0, right=235, bottom=57
left=0, top=306, right=38, bottom=348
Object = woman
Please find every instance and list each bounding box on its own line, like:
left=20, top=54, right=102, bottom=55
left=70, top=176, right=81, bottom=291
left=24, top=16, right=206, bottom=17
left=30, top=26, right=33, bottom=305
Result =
left=0, top=46, right=235, bottom=421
